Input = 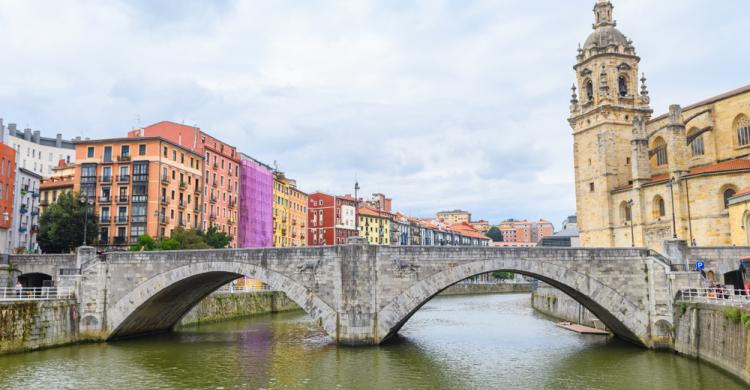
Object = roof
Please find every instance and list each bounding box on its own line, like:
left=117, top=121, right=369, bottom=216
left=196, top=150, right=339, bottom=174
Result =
left=74, top=136, right=205, bottom=158
left=651, top=84, right=750, bottom=122
left=18, top=167, right=43, bottom=179
left=734, top=187, right=750, bottom=198
left=689, top=159, right=750, bottom=175
left=357, top=205, right=393, bottom=219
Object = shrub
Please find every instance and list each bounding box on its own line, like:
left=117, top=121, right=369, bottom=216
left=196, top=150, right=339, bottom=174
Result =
left=723, top=307, right=742, bottom=324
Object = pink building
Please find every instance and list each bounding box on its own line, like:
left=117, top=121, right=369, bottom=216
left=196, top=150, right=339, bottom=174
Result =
left=239, top=154, right=273, bottom=248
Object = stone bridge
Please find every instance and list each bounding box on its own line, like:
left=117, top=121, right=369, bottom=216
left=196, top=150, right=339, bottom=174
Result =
left=4, top=240, right=723, bottom=348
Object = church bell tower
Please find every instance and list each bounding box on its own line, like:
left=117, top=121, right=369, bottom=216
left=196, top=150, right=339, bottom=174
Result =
left=568, top=0, right=653, bottom=247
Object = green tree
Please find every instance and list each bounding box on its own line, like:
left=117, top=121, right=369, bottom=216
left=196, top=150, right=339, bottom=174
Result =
left=157, top=238, right=180, bottom=251
left=486, top=226, right=503, bottom=242
left=130, top=234, right=157, bottom=251
left=169, top=227, right=210, bottom=250
left=37, top=191, right=99, bottom=253
left=201, top=225, right=231, bottom=249
left=492, top=271, right=514, bottom=280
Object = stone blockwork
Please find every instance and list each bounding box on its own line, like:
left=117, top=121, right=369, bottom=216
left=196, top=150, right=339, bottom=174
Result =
left=179, top=291, right=300, bottom=327
left=440, top=283, right=531, bottom=296
left=674, top=303, right=750, bottom=384
left=0, top=299, right=79, bottom=354
left=531, top=284, right=599, bottom=328
left=16, top=243, right=722, bottom=348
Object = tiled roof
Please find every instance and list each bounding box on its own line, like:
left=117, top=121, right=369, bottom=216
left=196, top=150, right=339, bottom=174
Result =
left=733, top=186, right=750, bottom=198
left=689, top=159, right=750, bottom=175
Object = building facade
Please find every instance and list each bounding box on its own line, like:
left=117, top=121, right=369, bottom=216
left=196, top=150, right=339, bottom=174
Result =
left=132, top=121, right=240, bottom=247
left=73, top=137, right=203, bottom=248
left=308, top=192, right=357, bottom=246
left=238, top=154, right=273, bottom=248
left=1, top=121, right=75, bottom=177
left=12, top=168, right=41, bottom=253
left=40, top=160, right=75, bottom=214
left=0, top=143, right=15, bottom=254
left=571, top=0, right=750, bottom=250
left=272, top=171, right=307, bottom=247
left=436, top=209, right=471, bottom=225
left=358, top=205, right=393, bottom=245
left=497, top=219, right=554, bottom=246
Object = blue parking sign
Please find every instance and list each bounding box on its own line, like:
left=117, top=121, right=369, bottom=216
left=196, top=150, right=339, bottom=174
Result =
left=696, top=261, right=705, bottom=271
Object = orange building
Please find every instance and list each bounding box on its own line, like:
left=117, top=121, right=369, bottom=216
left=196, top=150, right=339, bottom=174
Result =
left=130, top=121, right=240, bottom=247
left=40, top=160, right=75, bottom=214
left=0, top=143, right=15, bottom=254
left=73, top=137, right=203, bottom=248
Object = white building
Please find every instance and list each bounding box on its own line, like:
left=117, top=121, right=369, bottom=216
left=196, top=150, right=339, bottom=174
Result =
left=0, top=121, right=76, bottom=253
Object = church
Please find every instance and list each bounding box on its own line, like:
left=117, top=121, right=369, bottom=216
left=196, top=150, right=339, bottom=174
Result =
left=570, top=0, right=750, bottom=250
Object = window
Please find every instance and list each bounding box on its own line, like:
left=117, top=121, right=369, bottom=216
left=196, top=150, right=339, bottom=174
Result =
left=163, top=146, right=168, bottom=157
left=736, top=115, right=750, bottom=147
left=103, top=146, right=112, bottom=162
left=724, top=188, right=737, bottom=209
left=172, top=150, right=177, bottom=161
left=652, top=137, right=668, bottom=166
left=139, top=144, right=146, bottom=155
left=87, top=147, right=94, bottom=158
left=618, top=76, right=628, bottom=97
left=653, top=196, right=666, bottom=219
left=690, top=135, right=705, bottom=157
left=121, top=145, right=130, bottom=157
left=585, top=79, right=594, bottom=101
left=589, top=182, right=595, bottom=192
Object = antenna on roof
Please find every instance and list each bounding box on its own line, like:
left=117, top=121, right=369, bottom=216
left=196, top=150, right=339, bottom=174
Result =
left=136, top=114, right=141, bottom=129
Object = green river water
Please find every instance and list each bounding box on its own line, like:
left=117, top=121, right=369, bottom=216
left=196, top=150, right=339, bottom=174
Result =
left=0, top=293, right=745, bottom=389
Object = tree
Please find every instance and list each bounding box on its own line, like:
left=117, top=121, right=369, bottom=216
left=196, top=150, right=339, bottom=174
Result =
left=169, top=227, right=210, bottom=250
left=486, top=226, right=503, bottom=242
left=492, top=271, right=514, bottom=280
left=130, top=234, right=157, bottom=251
left=37, top=191, right=99, bottom=253
left=201, top=225, right=231, bottom=249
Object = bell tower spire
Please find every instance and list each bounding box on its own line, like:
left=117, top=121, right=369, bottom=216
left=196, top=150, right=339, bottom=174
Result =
left=593, top=0, right=615, bottom=28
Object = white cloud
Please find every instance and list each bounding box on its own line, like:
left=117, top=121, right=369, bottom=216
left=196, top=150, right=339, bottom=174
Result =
left=0, top=0, right=745, bottom=228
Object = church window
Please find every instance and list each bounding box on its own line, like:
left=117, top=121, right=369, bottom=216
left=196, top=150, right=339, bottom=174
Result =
left=618, top=76, right=628, bottom=97
left=585, top=80, right=594, bottom=101
left=620, top=201, right=631, bottom=224
left=652, top=137, right=668, bottom=166
left=736, top=115, right=750, bottom=147
left=690, top=135, right=705, bottom=157
left=723, top=188, right=737, bottom=209
left=652, top=196, right=666, bottom=219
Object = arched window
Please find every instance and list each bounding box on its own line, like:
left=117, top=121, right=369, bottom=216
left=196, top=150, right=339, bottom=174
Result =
left=585, top=80, right=594, bottom=101
left=736, top=115, right=750, bottom=146
left=653, top=195, right=666, bottom=219
left=620, top=201, right=631, bottom=224
left=688, top=128, right=705, bottom=157
left=618, top=76, right=628, bottom=97
left=723, top=188, right=737, bottom=209
left=652, top=137, right=668, bottom=166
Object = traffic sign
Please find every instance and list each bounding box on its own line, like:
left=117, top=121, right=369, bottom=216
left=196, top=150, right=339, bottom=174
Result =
left=696, top=261, right=705, bottom=271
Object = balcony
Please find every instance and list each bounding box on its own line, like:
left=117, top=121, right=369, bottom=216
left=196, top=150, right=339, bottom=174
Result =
left=31, top=191, right=39, bottom=199
left=117, top=195, right=129, bottom=204
left=178, top=201, right=186, bottom=210
left=160, top=216, right=169, bottom=225
left=211, top=181, right=217, bottom=189
left=99, top=196, right=112, bottom=204
left=116, top=215, right=128, bottom=224
left=178, top=220, right=185, bottom=228
left=131, top=215, right=147, bottom=223
left=128, top=236, right=139, bottom=244
left=179, top=181, right=187, bottom=190
left=210, top=195, right=217, bottom=204
left=209, top=214, right=216, bottom=221
left=117, top=175, right=130, bottom=183
left=193, top=206, right=200, bottom=214
left=228, top=199, right=236, bottom=209
left=30, top=208, right=39, bottom=217
left=40, top=199, right=49, bottom=207
left=19, top=205, right=28, bottom=214
left=193, top=186, right=201, bottom=194
left=100, top=216, right=111, bottom=224
left=131, top=195, right=147, bottom=203
left=160, top=197, right=168, bottom=206
left=100, top=176, right=112, bottom=183
left=18, top=223, right=27, bottom=233
left=117, top=155, right=131, bottom=162
left=133, top=174, right=148, bottom=182
left=113, top=236, right=127, bottom=245
left=81, top=176, right=97, bottom=184
left=213, top=162, right=218, bottom=169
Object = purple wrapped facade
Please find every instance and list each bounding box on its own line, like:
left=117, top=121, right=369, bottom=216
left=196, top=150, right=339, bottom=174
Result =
left=239, top=155, right=273, bottom=248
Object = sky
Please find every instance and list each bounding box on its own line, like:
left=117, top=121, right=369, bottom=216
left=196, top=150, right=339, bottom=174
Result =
left=0, top=0, right=747, bottom=229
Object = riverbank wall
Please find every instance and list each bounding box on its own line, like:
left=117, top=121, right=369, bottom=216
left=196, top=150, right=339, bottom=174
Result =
left=674, top=303, right=750, bottom=384
left=440, top=283, right=531, bottom=296
left=530, top=285, right=600, bottom=328
left=0, top=299, right=79, bottom=354
left=179, top=291, right=300, bottom=327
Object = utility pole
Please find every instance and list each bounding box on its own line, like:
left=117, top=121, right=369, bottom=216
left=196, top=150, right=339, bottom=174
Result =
left=354, top=175, right=360, bottom=233
left=666, top=178, right=677, bottom=239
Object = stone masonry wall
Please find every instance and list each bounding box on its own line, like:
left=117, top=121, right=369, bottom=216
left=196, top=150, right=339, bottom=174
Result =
left=0, top=299, right=79, bottom=354
left=674, top=303, right=750, bottom=384
left=531, top=285, right=600, bottom=328
left=179, top=291, right=300, bottom=327
left=440, top=283, right=532, bottom=296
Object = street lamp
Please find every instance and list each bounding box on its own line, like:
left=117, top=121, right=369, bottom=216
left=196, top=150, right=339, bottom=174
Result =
left=665, top=177, right=678, bottom=239
left=354, top=177, right=360, bottom=232
left=627, top=199, right=635, bottom=247
left=80, top=194, right=92, bottom=246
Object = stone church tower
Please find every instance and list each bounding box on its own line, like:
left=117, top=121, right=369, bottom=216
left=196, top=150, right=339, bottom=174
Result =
left=569, top=0, right=653, bottom=247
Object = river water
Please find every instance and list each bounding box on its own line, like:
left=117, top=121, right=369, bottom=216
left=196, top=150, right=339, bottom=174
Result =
left=0, top=293, right=745, bottom=389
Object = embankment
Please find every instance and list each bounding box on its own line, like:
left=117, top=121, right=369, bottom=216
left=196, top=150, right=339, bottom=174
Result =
left=179, top=291, right=300, bottom=327
left=0, top=299, right=79, bottom=354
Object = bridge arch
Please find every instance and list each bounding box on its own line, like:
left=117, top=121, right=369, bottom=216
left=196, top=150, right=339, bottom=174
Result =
left=107, top=261, right=337, bottom=340
left=377, top=258, right=649, bottom=346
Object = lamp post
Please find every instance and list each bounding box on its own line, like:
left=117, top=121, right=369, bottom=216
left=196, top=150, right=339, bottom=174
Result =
left=80, top=194, right=89, bottom=246
left=354, top=177, right=360, bottom=232
left=627, top=199, right=635, bottom=247
left=666, top=177, right=677, bottom=239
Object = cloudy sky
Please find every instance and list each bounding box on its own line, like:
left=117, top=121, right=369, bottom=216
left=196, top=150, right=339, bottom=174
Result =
left=0, top=0, right=746, bottom=228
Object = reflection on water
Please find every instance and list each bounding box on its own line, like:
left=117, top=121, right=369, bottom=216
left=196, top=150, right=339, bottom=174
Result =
left=0, top=294, right=745, bottom=389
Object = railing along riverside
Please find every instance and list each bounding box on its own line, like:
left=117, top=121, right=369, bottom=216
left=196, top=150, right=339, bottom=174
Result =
left=0, top=287, right=75, bottom=301
left=676, top=288, right=750, bottom=307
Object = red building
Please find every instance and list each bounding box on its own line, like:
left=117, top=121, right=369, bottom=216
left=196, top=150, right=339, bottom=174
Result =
left=308, top=192, right=357, bottom=245
left=129, top=121, right=241, bottom=247
left=0, top=143, right=15, bottom=253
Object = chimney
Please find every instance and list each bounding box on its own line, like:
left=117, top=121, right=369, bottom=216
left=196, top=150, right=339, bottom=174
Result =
left=24, top=128, right=31, bottom=141
left=56, top=133, right=62, bottom=148
left=33, top=130, right=40, bottom=144
left=8, top=123, right=16, bottom=135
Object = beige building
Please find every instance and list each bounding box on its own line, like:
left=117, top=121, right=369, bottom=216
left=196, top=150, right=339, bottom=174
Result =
left=570, top=0, right=750, bottom=250
left=437, top=209, right=471, bottom=225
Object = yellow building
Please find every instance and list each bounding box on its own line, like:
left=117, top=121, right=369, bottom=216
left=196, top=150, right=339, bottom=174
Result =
left=436, top=209, right=471, bottom=225
left=39, top=160, right=75, bottom=214
left=571, top=0, right=750, bottom=250
left=358, top=206, right=393, bottom=245
left=272, top=171, right=307, bottom=247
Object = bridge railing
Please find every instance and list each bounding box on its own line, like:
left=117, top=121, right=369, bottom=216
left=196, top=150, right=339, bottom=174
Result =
left=0, top=287, right=76, bottom=301
left=676, top=288, right=750, bottom=307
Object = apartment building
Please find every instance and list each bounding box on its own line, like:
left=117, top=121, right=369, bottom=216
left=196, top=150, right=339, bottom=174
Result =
left=40, top=160, right=75, bottom=214
left=273, top=171, right=307, bottom=247
left=0, top=144, right=15, bottom=254
left=308, top=192, right=357, bottom=245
